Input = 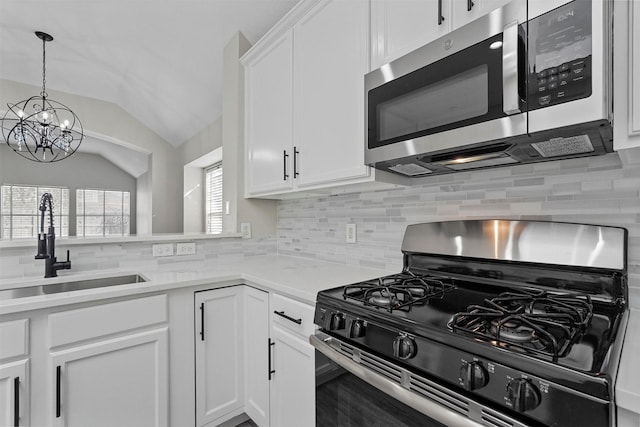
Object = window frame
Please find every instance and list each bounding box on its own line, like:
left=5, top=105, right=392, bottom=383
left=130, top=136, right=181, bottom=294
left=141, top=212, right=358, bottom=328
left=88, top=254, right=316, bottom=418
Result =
left=76, top=188, right=131, bottom=237
left=1, top=184, right=70, bottom=239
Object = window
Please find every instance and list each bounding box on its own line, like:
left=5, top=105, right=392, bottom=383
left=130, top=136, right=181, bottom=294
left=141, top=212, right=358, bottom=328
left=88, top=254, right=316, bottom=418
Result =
left=205, top=163, right=223, bottom=234
left=76, top=189, right=130, bottom=237
left=1, top=185, right=69, bottom=239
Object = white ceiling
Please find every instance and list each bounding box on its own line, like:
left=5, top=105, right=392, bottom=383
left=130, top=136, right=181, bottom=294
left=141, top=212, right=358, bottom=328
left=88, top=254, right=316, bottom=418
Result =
left=0, top=0, right=299, bottom=147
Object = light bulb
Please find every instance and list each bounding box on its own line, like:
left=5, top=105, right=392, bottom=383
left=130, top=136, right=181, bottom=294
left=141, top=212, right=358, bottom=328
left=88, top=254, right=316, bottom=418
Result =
left=42, top=111, right=49, bottom=121
left=63, top=119, right=70, bottom=127
left=17, top=110, right=25, bottom=118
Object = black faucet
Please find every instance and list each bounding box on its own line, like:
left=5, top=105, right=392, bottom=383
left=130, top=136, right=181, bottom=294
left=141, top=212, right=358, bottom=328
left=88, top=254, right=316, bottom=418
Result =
left=35, top=192, right=71, bottom=278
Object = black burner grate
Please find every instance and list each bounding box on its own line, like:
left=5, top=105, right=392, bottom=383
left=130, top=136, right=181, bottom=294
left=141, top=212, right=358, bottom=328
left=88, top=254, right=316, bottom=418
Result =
left=342, top=271, right=456, bottom=312
left=449, top=289, right=593, bottom=362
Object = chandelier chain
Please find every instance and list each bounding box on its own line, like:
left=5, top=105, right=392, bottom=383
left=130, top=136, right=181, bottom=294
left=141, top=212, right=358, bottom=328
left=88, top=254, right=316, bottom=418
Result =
left=41, top=36, right=47, bottom=97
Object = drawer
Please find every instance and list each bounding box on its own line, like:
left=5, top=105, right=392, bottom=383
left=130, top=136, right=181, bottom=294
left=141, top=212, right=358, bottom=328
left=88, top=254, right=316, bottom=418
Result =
left=49, top=294, right=168, bottom=348
left=0, top=319, right=29, bottom=361
left=271, top=293, right=315, bottom=338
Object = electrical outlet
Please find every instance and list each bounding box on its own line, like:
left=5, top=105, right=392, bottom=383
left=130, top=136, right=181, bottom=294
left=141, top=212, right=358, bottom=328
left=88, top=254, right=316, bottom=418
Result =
left=152, top=243, right=174, bottom=257
left=346, top=223, right=356, bottom=244
left=240, top=222, right=252, bottom=239
left=176, top=242, right=196, bottom=255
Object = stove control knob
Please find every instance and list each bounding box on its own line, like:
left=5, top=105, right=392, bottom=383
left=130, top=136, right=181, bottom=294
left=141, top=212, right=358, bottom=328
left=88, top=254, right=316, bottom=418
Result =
left=506, top=378, right=541, bottom=413
left=392, top=335, right=417, bottom=360
left=328, top=313, right=345, bottom=331
left=348, top=319, right=366, bottom=338
left=459, top=361, right=489, bottom=391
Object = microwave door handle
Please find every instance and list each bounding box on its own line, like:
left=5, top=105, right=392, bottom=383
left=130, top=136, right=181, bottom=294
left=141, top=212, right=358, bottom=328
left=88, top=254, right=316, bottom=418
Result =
left=502, top=20, right=521, bottom=115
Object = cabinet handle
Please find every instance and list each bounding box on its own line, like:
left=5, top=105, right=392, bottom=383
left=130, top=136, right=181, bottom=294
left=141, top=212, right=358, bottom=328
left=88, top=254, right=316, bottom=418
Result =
left=293, top=146, right=300, bottom=178
left=200, top=302, right=205, bottom=341
left=56, top=366, right=61, bottom=418
left=274, top=310, right=302, bottom=325
left=438, top=0, right=445, bottom=25
left=13, top=377, right=19, bottom=427
left=268, top=339, right=276, bottom=380
left=283, top=150, right=289, bottom=181
left=467, top=0, right=474, bottom=11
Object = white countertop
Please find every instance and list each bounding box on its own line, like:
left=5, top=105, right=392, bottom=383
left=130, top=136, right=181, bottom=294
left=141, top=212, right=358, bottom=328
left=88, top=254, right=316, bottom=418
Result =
left=616, top=308, right=640, bottom=413
left=0, top=255, right=393, bottom=314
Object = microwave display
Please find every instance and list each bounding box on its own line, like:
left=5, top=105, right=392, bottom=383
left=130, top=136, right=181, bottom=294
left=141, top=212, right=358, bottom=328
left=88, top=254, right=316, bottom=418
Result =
left=528, top=0, right=592, bottom=111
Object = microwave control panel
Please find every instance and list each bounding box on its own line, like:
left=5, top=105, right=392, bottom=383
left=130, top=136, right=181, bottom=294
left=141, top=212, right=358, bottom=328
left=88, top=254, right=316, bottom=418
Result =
left=527, top=0, right=592, bottom=111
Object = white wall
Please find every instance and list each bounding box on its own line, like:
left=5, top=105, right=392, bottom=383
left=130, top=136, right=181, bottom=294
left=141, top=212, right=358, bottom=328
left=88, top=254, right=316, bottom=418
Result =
left=0, top=79, right=181, bottom=233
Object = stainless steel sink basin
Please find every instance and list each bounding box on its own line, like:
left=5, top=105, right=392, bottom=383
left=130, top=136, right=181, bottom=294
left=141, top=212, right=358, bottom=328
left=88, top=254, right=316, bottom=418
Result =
left=0, top=274, right=147, bottom=299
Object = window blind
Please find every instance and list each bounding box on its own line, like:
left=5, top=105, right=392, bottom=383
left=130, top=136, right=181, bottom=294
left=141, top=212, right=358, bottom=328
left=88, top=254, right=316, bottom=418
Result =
left=205, top=163, right=223, bottom=234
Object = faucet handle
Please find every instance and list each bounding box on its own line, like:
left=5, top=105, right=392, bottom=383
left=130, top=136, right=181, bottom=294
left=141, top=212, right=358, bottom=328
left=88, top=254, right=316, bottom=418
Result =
left=66, top=250, right=71, bottom=262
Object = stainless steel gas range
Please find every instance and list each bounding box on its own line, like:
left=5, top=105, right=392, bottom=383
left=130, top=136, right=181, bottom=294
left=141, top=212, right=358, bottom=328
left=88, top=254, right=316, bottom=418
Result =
left=311, top=220, right=628, bottom=427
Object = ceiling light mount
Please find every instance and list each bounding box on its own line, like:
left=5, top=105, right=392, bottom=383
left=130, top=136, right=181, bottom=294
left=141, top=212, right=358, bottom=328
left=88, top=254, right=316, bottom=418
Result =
left=1, top=31, right=84, bottom=162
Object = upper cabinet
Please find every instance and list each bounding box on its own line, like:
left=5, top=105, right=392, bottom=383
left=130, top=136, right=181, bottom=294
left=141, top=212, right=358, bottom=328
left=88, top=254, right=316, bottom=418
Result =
left=243, top=0, right=401, bottom=199
left=244, top=32, right=294, bottom=195
left=614, top=0, right=640, bottom=150
left=370, top=0, right=450, bottom=71
left=292, top=0, right=370, bottom=188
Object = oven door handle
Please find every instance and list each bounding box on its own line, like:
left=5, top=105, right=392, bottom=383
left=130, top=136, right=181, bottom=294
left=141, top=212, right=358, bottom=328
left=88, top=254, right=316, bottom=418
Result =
left=310, top=333, right=484, bottom=427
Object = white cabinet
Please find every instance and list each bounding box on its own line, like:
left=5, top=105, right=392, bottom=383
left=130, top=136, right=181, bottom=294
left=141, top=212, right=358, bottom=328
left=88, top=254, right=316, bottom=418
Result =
left=614, top=0, right=640, bottom=151
left=0, top=319, right=29, bottom=427
left=245, top=32, right=294, bottom=195
left=269, top=294, right=315, bottom=427
left=0, top=360, right=28, bottom=427
left=451, top=0, right=511, bottom=30
left=243, top=0, right=396, bottom=198
left=195, top=287, right=245, bottom=427
left=292, top=0, right=370, bottom=188
left=50, top=329, right=168, bottom=427
left=370, top=0, right=450, bottom=70
left=244, top=287, right=270, bottom=427
left=47, top=295, right=169, bottom=427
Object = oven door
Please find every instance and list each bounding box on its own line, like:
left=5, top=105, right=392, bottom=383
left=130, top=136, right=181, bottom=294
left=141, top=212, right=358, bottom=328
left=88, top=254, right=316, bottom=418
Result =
left=311, top=332, right=501, bottom=427
left=364, top=1, right=527, bottom=168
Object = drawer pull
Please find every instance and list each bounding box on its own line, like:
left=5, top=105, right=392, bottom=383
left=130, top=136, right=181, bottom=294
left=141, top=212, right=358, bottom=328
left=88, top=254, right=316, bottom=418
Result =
left=200, top=302, right=205, bottom=341
left=56, top=366, right=61, bottom=418
left=14, top=377, right=19, bottom=426
left=274, top=310, right=302, bottom=325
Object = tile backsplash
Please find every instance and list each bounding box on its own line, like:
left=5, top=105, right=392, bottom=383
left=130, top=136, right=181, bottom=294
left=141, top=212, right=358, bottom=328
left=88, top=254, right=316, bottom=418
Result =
left=0, top=237, right=276, bottom=279
left=277, top=152, right=640, bottom=306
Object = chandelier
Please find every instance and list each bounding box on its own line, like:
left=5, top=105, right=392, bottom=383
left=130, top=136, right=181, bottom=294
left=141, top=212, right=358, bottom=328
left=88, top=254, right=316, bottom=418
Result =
left=1, top=31, right=83, bottom=162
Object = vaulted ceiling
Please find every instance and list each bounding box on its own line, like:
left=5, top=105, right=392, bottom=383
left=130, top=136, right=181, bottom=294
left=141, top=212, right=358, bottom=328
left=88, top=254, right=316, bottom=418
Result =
left=0, top=0, right=299, bottom=147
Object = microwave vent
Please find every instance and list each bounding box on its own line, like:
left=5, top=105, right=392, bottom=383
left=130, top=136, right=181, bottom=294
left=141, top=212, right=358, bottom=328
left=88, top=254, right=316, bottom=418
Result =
left=530, top=135, right=594, bottom=158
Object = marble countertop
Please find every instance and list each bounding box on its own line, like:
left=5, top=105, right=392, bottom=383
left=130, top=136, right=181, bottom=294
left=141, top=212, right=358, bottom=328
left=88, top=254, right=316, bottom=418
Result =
left=0, top=255, right=393, bottom=314
left=2, top=254, right=638, bottom=417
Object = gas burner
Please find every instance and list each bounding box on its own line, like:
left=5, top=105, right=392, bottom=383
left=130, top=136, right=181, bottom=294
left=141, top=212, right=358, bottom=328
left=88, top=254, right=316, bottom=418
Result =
left=343, top=271, right=455, bottom=312
left=490, top=319, right=536, bottom=343
left=449, top=289, right=593, bottom=362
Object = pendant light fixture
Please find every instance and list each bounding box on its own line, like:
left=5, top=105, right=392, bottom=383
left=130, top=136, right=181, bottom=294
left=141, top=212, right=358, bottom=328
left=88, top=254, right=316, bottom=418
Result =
left=1, top=31, right=84, bottom=162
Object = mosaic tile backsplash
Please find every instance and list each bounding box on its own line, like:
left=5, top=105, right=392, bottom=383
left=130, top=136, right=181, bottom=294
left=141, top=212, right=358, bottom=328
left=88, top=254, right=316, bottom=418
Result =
left=277, top=153, right=640, bottom=306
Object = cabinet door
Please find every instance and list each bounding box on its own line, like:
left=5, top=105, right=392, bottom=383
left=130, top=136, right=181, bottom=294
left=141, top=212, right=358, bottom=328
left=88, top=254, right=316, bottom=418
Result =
left=195, top=287, right=244, bottom=427
left=0, top=359, right=28, bottom=427
left=293, top=0, right=371, bottom=188
left=245, top=31, right=294, bottom=196
left=270, top=325, right=315, bottom=427
left=451, top=0, right=510, bottom=30
left=244, top=287, right=270, bottom=427
left=370, top=0, right=451, bottom=70
left=50, top=328, right=168, bottom=427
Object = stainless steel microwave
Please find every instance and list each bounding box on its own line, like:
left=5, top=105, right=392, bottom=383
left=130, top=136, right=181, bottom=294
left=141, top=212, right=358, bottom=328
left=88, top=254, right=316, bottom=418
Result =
left=365, top=0, right=613, bottom=177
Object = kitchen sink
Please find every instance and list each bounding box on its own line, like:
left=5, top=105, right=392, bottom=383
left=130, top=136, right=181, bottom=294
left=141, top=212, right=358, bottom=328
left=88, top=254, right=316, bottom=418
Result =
left=0, top=274, right=147, bottom=299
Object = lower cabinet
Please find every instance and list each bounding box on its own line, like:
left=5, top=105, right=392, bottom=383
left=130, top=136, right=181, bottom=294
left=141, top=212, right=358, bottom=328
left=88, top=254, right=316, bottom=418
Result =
left=0, top=359, right=28, bottom=427
left=269, top=324, right=315, bottom=427
left=195, top=287, right=245, bottom=427
left=50, top=328, right=168, bottom=427
left=196, top=286, right=316, bottom=427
